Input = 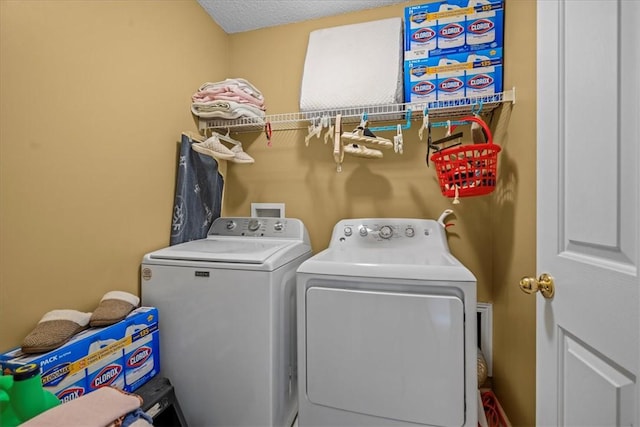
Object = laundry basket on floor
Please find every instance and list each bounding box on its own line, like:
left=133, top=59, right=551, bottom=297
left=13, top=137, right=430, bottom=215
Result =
left=431, top=116, right=501, bottom=198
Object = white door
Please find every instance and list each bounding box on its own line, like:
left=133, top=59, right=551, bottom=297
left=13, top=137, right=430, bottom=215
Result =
left=536, top=1, right=639, bottom=426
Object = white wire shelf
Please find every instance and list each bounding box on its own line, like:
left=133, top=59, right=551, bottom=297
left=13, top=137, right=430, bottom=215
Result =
left=198, top=87, right=515, bottom=134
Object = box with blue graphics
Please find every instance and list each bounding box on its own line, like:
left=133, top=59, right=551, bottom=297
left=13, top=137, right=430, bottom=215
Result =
left=404, top=48, right=502, bottom=103
left=0, top=307, right=160, bottom=403
left=404, top=0, right=504, bottom=60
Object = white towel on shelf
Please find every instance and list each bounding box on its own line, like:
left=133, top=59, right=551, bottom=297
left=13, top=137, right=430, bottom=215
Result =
left=299, top=17, right=404, bottom=112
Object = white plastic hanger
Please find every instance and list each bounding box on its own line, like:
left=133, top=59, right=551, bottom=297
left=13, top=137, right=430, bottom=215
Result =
left=213, top=129, right=241, bottom=146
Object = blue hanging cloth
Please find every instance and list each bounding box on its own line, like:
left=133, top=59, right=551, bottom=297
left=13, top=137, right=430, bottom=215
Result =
left=170, top=133, right=224, bottom=245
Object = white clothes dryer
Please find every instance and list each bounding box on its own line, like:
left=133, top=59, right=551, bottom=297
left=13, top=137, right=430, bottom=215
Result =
left=297, top=218, right=477, bottom=427
left=141, top=217, right=312, bottom=427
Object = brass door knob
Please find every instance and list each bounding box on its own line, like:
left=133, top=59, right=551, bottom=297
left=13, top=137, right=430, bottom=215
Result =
left=519, top=273, right=555, bottom=299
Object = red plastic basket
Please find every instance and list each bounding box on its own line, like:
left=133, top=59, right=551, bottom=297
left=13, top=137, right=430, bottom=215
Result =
left=430, top=116, right=501, bottom=198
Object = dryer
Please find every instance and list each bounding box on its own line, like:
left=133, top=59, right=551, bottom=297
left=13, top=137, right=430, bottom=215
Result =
left=141, top=217, right=312, bottom=427
left=297, top=218, right=477, bottom=427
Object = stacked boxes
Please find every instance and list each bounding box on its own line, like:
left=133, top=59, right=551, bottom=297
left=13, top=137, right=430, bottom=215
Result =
left=0, top=307, right=160, bottom=403
left=404, top=0, right=504, bottom=103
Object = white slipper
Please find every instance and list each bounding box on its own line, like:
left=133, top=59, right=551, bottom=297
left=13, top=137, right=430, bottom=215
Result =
left=229, top=144, right=255, bottom=164
left=192, top=135, right=235, bottom=160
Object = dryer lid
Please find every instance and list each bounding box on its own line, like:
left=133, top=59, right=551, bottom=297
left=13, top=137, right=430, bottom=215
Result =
left=297, top=247, right=476, bottom=282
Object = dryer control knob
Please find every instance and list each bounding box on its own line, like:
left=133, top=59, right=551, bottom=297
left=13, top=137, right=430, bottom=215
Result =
left=248, top=219, right=261, bottom=232
left=274, top=221, right=284, bottom=231
left=226, top=221, right=236, bottom=230
left=405, top=227, right=415, bottom=237
left=379, top=225, right=393, bottom=239
left=344, top=226, right=353, bottom=237
left=359, top=226, right=368, bottom=237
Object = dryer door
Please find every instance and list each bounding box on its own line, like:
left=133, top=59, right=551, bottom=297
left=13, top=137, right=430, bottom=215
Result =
left=305, top=286, right=465, bottom=426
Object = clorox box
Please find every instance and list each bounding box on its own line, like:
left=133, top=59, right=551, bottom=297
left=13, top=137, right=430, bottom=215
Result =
left=404, top=47, right=502, bottom=103
left=0, top=307, right=160, bottom=403
left=404, top=0, right=504, bottom=59
left=404, top=59, right=438, bottom=103
left=464, top=48, right=503, bottom=97
left=464, top=0, right=504, bottom=52
left=404, top=2, right=440, bottom=59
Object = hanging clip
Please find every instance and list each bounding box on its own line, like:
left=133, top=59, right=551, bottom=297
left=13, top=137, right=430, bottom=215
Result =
left=419, top=110, right=429, bottom=141
left=359, top=112, right=368, bottom=128
left=324, top=117, right=334, bottom=144
left=393, top=124, right=403, bottom=154
left=470, top=102, right=487, bottom=144
left=452, top=186, right=461, bottom=205
left=304, top=117, right=323, bottom=146
left=333, top=114, right=344, bottom=173
left=425, top=122, right=433, bottom=167
left=264, top=121, right=272, bottom=147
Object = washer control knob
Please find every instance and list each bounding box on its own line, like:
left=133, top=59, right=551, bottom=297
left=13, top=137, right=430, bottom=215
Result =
left=274, top=221, right=284, bottom=231
left=359, top=226, right=368, bottom=237
left=344, top=226, right=353, bottom=237
left=405, top=227, right=415, bottom=238
left=248, top=219, right=261, bottom=232
left=379, top=225, right=393, bottom=239
left=226, top=220, right=236, bottom=230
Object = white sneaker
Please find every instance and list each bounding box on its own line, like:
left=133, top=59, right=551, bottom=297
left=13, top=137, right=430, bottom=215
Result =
left=192, top=135, right=235, bottom=160
left=229, top=144, right=255, bottom=164
left=343, top=143, right=383, bottom=159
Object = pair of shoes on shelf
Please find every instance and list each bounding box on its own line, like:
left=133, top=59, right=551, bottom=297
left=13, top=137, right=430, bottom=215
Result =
left=341, top=126, right=391, bottom=159
left=191, top=135, right=255, bottom=164
left=21, top=291, right=140, bottom=354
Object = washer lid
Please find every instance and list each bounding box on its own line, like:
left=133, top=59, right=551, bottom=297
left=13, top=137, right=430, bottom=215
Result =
left=147, top=238, right=299, bottom=264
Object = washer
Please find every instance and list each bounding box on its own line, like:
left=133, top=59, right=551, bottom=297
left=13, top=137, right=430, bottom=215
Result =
left=297, top=218, right=477, bottom=427
left=141, top=217, right=312, bottom=427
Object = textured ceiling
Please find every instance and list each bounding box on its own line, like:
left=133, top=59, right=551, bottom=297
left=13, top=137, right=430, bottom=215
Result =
left=197, top=0, right=406, bottom=34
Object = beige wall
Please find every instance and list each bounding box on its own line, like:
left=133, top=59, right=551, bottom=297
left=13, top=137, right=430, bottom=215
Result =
left=0, top=0, right=228, bottom=347
left=491, top=2, right=537, bottom=425
left=1, top=1, right=537, bottom=425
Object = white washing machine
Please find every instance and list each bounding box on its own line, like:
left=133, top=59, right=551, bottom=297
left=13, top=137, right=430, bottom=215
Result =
left=297, top=217, right=477, bottom=427
left=141, top=217, right=312, bottom=427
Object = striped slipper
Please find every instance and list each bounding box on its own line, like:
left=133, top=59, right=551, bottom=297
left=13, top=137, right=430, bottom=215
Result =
left=89, top=291, right=140, bottom=327
left=22, top=310, right=92, bottom=354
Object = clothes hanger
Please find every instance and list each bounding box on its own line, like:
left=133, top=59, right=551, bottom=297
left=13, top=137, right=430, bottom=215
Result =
left=211, top=129, right=241, bottom=146
left=305, top=117, right=323, bottom=146
left=369, top=109, right=413, bottom=133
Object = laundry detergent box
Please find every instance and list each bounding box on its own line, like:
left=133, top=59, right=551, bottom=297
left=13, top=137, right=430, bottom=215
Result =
left=0, top=306, right=160, bottom=403
left=404, top=0, right=504, bottom=59
left=464, top=0, right=504, bottom=52
left=404, top=2, right=441, bottom=60
left=404, top=59, right=438, bottom=103
left=433, top=47, right=502, bottom=100
left=463, top=47, right=503, bottom=98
